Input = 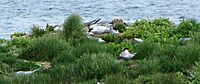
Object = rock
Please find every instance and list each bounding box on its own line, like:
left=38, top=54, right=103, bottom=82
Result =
left=111, top=18, right=128, bottom=27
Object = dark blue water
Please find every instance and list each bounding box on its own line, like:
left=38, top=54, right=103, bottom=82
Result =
left=1, top=0, right=200, bottom=39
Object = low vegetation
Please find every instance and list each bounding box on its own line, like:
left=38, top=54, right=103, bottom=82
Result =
left=1, top=14, right=200, bottom=83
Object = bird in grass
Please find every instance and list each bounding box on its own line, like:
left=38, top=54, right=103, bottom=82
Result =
left=98, top=38, right=105, bottom=43
left=85, top=18, right=102, bottom=32
left=15, top=62, right=50, bottom=75
left=15, top=68, right=41, bottom=75
left=120, top=48, right=136, bottom=60
left=86, top=18, right=119, bottom=35
left=134, top=38, right=144, bottom=43
left=179, top=37, right=191, bottom=42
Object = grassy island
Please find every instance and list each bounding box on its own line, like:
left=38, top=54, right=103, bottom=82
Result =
left=1, top=14, right=200, bottom=84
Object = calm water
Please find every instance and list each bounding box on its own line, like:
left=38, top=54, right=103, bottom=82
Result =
left=0, top=0, right=200, bottom=39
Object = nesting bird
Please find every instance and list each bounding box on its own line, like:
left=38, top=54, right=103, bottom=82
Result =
left=120, top=48, right=136, bottom=60
left=15, top=62, right=51, bottom=76
left=85, top=18, right=102, bottom=32
left=179, top=37, right=192, bottom=42
left=89, top=25, right=110, bottom=35
left=98, top=38, right=105, bottom=43
left=15, top=68, right=41, bottom=75
left=134, top=38, right=144, bottom=43
left=85, top=18, right=120, bottom=35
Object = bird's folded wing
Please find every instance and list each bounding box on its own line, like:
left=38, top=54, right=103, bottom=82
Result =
left=120, top=52, right=127, bottom=57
